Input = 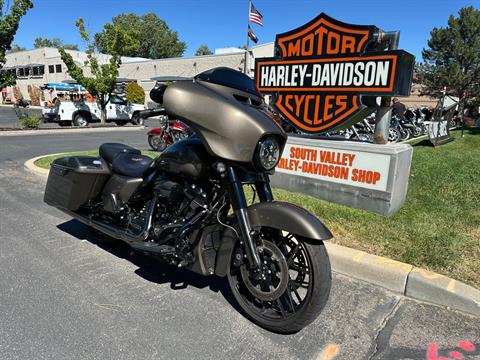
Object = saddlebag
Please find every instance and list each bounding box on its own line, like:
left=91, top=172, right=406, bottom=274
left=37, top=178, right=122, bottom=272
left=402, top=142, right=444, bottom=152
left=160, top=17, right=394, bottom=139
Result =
left=44, top=156, right=111, bottom=211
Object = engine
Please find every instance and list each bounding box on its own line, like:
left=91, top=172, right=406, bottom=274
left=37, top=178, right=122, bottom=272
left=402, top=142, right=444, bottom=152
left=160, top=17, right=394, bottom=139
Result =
left=152, top=177, right=209, bottom=247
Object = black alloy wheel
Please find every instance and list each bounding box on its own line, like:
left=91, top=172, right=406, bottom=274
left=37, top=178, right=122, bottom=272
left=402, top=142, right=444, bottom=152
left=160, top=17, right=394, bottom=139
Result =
left=227, top=229, right=331, bottom=334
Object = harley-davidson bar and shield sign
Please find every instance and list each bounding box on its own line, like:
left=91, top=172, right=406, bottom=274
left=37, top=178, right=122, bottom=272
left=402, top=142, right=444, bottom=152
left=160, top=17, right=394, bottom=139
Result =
left=255, top=13, right=415, bottom=133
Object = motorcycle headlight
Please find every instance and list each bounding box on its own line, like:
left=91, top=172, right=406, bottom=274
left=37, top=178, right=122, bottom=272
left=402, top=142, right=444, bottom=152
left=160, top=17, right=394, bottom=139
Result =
left=255, top=137, right=281, bottom=171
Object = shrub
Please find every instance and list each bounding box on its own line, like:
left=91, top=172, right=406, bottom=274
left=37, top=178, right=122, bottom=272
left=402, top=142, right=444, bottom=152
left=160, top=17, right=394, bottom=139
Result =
left=126, top=82, right=145, bottom=104
left=19, top=116, right=41, bottom=129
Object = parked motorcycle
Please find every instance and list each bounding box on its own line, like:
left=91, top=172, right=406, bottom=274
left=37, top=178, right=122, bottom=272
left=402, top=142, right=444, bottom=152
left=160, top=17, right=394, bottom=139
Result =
left=44, top=67, right=332, bottom=334
left=147, top=116, right=191, bottom=151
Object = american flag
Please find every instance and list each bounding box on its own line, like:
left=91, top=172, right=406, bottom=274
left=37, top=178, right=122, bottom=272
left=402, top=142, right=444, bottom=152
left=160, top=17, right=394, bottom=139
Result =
left=249, top=2, right=263, bottom=26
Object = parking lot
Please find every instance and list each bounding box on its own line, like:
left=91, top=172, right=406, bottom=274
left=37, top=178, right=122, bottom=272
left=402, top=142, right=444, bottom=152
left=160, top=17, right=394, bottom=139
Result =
left=0, top=106, right=160, bottom=129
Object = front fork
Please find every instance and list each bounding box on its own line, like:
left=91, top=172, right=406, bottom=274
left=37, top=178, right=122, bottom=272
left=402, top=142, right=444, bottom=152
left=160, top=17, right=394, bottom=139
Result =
left=226, top=167, right=273, bottom=270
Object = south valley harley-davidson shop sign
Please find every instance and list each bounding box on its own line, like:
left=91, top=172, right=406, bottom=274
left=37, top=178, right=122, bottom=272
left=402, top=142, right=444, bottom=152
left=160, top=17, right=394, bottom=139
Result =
left=255, top=13, right=415, bottom=133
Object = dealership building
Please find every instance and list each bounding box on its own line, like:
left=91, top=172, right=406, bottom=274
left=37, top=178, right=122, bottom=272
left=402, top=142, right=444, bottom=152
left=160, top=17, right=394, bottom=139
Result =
left=2, top=43, right=435, bottom=108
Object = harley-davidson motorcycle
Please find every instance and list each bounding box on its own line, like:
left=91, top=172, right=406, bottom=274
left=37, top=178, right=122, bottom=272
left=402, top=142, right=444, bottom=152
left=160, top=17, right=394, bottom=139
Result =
left=44, top=67, right=332, bottom=334
left=147, top=117, right=191, bottom=151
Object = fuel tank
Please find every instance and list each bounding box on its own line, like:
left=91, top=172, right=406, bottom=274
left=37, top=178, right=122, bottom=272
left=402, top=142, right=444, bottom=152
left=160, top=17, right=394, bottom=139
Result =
left=156, top=137, right=212, bottom=180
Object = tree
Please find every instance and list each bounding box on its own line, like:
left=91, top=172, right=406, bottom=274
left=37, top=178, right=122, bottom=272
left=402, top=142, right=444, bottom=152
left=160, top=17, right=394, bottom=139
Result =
left=417, top=6, right=480, bottom=104
left=125, top=82, right=145, bottom=104
left=195, top=45, right=213, bottom=56
left=94, top=13, right=186, bottom=59
left=59, top=18, right=123, bottom=124
left=34, top=37, right=79, bottom=50
left=0, top=0, right=33, bottom=88
left=7, top=44, right=26, bottom=53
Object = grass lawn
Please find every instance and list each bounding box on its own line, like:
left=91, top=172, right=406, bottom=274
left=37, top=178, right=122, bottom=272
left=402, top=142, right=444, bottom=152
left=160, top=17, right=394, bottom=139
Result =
left=35, top=130, right=480, bottom=287
left=273, top=129, right=480, bottom=288
left=35, top=150, right=159, bottom=169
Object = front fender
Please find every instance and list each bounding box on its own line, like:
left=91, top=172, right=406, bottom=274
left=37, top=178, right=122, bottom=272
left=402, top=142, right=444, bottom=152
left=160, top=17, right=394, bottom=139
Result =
left=147, top=128, right=162, bottom=135
left=247, top=201, right=332, bottom=241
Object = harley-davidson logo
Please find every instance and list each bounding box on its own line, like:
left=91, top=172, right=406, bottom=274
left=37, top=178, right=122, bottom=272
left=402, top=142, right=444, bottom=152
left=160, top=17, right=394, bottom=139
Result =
left=255, top=13, right=415, bottom=133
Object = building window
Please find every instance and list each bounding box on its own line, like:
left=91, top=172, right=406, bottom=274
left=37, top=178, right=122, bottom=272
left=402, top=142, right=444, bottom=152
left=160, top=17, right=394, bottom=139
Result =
left=39, top=65, right=45, bottom=75
left=18, top=68, right=24, bottom=77
left=55, top=64, right=62, bottom=73
left=32, top=66, right=39, bottom=76
left=49, top=65, right=55, bottom=74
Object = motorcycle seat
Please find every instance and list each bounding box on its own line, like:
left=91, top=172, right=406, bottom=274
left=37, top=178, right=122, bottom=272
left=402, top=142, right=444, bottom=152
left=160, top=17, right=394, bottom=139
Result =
left=111, top=153, right=155, bottom=178
left=99, top=143, right=141, bottom=163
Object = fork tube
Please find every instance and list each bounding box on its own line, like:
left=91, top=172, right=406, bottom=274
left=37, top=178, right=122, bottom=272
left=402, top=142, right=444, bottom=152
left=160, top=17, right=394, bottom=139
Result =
left=226, top=166, right=262, bottom=270
left=255, top=178, right=274, bottom=202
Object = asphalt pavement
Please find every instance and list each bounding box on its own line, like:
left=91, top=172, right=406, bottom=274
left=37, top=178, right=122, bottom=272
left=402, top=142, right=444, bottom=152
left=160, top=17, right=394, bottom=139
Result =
left=0, top=130, right=478, bottom=360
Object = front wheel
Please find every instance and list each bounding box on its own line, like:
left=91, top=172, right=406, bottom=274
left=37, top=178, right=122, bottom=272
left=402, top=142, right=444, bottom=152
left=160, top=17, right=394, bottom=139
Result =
left=227, top=230, right=331, bottom=334
left=399, top=127, right=412, bottom=141
left=412, top=126, right=423, bottom=137
left=148, top=134, right=167, bottom=151
left=388, top=128, right=401, bottom=143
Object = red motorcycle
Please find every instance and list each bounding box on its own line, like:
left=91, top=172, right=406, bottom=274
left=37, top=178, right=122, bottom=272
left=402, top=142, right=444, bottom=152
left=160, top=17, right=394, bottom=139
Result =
left=147, top=117, right=191, bottom=151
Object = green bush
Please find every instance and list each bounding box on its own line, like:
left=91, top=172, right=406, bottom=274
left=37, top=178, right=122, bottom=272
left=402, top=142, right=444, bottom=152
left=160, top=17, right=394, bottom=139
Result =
left=19, top=116, right=41, bottom=129
left=126, top=82, right=145, bottom=104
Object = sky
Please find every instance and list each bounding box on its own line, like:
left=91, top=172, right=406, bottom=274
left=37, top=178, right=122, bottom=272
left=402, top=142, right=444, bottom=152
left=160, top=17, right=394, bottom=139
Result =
left=10, top=0, right=480, bottom=60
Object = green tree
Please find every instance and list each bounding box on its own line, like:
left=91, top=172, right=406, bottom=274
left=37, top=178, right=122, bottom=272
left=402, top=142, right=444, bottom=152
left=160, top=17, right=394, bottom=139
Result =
left=0, top=0, right=33, bottom=88
left=34, top=37, right=79, bottom=50
left=418, top=6, right=480, bottom=104
left=125, top=82, right=145, bottom=104
left=94, top=13, right=186, bottom=59
left=195, top=44, right=213, bottom=56
left=59, top=18, right=122, bottom=124
left=7, top=43, right=26, bottom=53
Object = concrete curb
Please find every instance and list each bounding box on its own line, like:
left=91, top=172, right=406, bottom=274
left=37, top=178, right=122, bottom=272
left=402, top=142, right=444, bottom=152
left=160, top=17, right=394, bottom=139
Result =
left=1, top=126, right=145, bottom=137
left=24, top=154, right=61, bottom=177
left=325, top=243, right=480, bottom=317
left=25, top=153, right=480, bottom=318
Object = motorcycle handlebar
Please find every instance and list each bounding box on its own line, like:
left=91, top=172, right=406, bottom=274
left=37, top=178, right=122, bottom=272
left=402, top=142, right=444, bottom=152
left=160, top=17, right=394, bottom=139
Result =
left=139, top=108, right=167, bottom=119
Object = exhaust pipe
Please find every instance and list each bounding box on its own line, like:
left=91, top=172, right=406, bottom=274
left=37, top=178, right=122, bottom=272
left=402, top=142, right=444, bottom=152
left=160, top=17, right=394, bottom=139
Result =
left=61, top=199, right=156, bottom=244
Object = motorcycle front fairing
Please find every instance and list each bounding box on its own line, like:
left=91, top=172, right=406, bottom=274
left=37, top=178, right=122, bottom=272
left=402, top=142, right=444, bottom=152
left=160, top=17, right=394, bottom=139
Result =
left=162, top=67, right=286, bottom=164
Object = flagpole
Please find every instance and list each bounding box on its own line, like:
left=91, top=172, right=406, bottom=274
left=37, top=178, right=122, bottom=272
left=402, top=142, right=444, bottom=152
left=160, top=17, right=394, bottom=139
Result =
left=244, top=0, right=250, bottom=74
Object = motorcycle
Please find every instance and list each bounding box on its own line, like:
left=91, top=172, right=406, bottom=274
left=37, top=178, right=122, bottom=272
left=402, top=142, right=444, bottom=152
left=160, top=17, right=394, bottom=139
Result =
left=147, top=116, right=191, bottom=151
left=44, top=67, right=332, bottom=334
left=350, top=118, right=374, bottom=142
left=388, top=116, right=402, bottom=143
left=403, top=109, right=425, bottom=138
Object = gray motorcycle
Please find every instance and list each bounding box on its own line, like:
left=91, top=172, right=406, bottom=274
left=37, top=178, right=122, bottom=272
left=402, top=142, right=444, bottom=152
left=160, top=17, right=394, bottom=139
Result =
left=44, top=67, right=332, bottom=334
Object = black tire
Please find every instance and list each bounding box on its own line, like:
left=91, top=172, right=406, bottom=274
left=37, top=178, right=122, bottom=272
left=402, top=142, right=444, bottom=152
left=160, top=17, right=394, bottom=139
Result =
left=388, top=128, right=400, bottom=143
left=148, top=134, right=167, bottom=152
left=131, top=112, right=144, bottom=126
left=73, top=113, right=88, bottom=127
left=115, top=121, right=128, bottom=126
left=227, top=231, right=331, bottom=334
left=412, top=126, right=423, bottom=137
left=400, top=128, right=412, bottom=141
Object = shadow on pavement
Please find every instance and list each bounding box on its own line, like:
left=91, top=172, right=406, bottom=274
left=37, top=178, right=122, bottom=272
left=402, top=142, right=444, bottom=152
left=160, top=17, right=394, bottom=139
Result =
left=56, top=219, right=240, bottom=309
